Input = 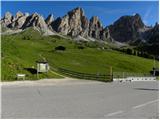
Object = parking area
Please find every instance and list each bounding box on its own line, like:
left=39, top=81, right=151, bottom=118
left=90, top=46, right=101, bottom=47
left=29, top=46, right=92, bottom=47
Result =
left=1, top=79, right=159, bottom=118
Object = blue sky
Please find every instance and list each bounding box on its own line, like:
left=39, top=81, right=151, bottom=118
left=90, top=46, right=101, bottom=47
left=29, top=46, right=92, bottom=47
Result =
left=1, top=1, right=159, bottom=27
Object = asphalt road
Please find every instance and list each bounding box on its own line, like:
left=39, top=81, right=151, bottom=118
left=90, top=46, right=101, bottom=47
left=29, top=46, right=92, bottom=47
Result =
left=1, top=79, right=159, bottom=119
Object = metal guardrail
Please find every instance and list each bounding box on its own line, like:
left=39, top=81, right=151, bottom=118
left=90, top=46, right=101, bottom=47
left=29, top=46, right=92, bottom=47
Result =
left=113, top=72, right=152, bottom=78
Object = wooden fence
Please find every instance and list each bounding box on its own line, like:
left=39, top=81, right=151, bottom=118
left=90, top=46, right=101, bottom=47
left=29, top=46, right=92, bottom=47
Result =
left=56, top=68, right=113, bottom=82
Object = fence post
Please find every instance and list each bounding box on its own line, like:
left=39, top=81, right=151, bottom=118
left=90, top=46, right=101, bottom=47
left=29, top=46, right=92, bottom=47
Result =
left=110, top=66, right=113, bottom=81
left=123, top=72, right=125, bottom=80
left=96, top=72, right=99, bottom=81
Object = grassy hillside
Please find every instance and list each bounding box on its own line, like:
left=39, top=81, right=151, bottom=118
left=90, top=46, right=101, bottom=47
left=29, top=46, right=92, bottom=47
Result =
left=1, top=28, right=158, bottom=81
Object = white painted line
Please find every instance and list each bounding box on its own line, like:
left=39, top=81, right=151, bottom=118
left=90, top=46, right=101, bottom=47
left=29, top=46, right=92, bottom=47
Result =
left=133, top=99, right=158, bottom=109
left=105, top=110, right=124, bottom=117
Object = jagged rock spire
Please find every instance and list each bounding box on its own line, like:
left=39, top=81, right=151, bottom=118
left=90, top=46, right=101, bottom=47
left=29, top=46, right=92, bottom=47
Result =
left=89, top=16, right=103, bottom=39
left=52, top=7, right=89, bottom=37
left=4, top=11, right=12, bottom=20
left=45, top=14, right=54, bottom=25
left=15, top=11, right=24, bottom=19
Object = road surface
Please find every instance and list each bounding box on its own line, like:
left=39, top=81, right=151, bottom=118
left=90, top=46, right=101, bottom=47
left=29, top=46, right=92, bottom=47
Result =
left=1, top=79, right=159, bottom=118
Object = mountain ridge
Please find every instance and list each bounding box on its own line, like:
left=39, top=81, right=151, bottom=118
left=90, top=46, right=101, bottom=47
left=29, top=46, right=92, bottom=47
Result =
left=1, top=7, right=158, bottom=45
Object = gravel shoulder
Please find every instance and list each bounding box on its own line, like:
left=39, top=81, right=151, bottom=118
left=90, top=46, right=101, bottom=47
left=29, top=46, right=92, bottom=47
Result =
left=1, top=77, right=102, bottom=87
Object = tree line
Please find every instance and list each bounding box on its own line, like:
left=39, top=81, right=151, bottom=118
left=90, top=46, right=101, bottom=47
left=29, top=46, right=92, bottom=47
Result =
left=113, top=48, right=155, bottom=59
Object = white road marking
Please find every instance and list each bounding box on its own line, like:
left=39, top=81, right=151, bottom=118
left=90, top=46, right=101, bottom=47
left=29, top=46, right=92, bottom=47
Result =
left=133, top=99, right=158, bottom=109
left=105, top=99, right=158, bottom=117
left=105, top=110, right=124, bottom=117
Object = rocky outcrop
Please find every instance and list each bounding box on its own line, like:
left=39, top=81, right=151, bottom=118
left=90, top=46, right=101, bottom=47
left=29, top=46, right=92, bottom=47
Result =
left=1, top=8, right=158, bottom=43
left=147, top=23, right=159, bottom=56
left=22, top=13, right=46, bottom=29
left=68, top=7, right=89, bottom=37
left=51, top=8, right=111, bottom=40
left=108, top=13, right=146, bottom=42
left=9, top=11, right=28, bottom=29
left=147, top=23, right=159, bottom=44
left=138, top=23, right=159, bottom=56
left=1, top=11, right=54, bottom=35
left=144, top=23, right=159, bottom=45
left=89, top=16, right=104, bottom=40
left=23, top=13, right=54, bottom=35
left=88, top=16, right=112, bottom=41
left=1, top=8, right=111, bottom=40
left=15, top=11, right=24, bottom=20
left=52, top=15, right=69, bottom=35
left=10, top=16, right=27, bottom=29
left=45, top=14, right=54, bottom=25
left=52, top=7, right=89, bottom=37
left=101, top=27, right=113, bottom=41
left=1, top=12, right=13, bottom=27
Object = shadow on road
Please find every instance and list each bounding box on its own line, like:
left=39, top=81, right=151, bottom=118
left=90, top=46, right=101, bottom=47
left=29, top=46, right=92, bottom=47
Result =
left=134, top=88, right=159, bottom=91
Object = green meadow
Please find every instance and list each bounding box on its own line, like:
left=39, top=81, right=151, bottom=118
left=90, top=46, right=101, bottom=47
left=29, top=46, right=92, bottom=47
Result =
left=1, top=28, right=158, bottom=81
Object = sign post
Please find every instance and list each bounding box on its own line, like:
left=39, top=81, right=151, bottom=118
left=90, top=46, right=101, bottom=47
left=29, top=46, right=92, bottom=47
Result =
left=36, top=61, right=49, bottom=79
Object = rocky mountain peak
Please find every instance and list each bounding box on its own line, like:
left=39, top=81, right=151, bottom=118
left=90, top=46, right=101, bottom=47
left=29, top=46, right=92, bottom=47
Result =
left=1, top=8, right=112, bottom=41
left=90, top=16, right=103, bottom=29
left=32, top=12, right=39, bottom=18
left=22, top=13, right=47, bottom=29
left=133, top=13, right=145, bottom=29
left=0, top=11, right=54, bottom=35
left=134, top=13, right=141, bottom=18
left=45, top=14, right=54, bottom=25
left=1, top=11, right=13, bottom=27
left=108, top=14, right=145, bottom=42
left=4, top=11, right=12, bottom=20
left=90, top=16, right=100, bottom=23
left=154, top=22, right=159, bottom=29
left=1, top=8, right=158, bottom=44
left=24, top=13, right=54, bottom=35
left=89, top=16, right=104, bottom=39
left=51, top=7, right=89, bottom=37
left=114, top=13, right=144, bottom=28
left=15, top=11, right=24, bottom=19
left=68, top=7, right=84, bottom=17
